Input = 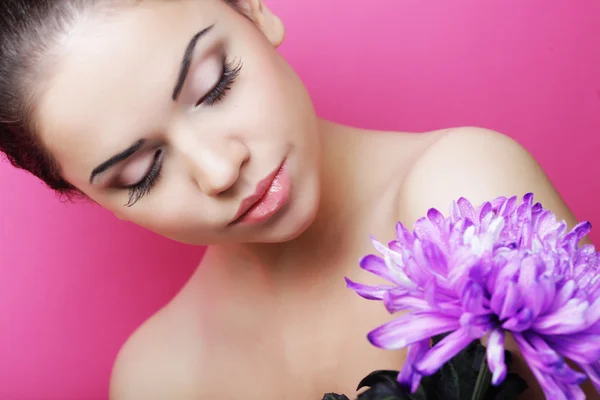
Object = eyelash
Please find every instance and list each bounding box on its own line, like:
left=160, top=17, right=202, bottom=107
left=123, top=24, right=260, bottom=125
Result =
left=196, top=57, right=243, bottom=107
left=125, top=149, right=163, bottom=207
left=124, top=57, right=242, bottom=207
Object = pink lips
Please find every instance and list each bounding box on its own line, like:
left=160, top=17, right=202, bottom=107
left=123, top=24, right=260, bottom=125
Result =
left=232, top=163, right=291, bottom=225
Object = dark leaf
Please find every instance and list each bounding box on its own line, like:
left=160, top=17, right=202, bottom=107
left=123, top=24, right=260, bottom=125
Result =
left=422, top=352, right=461, bottom=400
left=483, top=373, right=528, bottom=400
left=357, top=371, right=402, bottom=391
left=321, top=394, right=350, bottom=400
left=355, top=370, right=423, bottom=400
left=324, top=336, right=527, bottom=400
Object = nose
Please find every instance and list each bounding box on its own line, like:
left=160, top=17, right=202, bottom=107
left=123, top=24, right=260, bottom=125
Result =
left=172, top=125, right=249, bottom=196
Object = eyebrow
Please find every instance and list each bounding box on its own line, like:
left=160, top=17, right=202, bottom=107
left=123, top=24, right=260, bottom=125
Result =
left=172, top=24, right=215, bottom=100
left=89, top=139, right=146, bottom=183
left=88, top=25, right=216, bottom=184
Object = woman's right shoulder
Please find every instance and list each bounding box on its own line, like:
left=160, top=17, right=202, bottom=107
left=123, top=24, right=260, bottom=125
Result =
left=108, top=301, right=208, bottom=400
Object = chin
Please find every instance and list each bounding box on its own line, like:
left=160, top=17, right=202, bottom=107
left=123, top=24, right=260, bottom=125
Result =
left=254, top=188, right=321, bottom=244
left=269, top=213, right=316, bottom=243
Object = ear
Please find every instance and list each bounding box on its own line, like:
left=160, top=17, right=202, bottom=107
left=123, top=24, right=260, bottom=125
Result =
left=237, top=0, right=285, bottom=47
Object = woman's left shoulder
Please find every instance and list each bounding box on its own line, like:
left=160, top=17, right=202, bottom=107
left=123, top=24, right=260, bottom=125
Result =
left=397, top=126, right=579, bottom=229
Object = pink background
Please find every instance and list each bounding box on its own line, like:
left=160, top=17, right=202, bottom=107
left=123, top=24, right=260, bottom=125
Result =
left=2, top=0, right=599, bottom=399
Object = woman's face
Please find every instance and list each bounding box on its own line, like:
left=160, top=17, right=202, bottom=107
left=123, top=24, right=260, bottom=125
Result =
left=35, top=0, right=322, bottom=245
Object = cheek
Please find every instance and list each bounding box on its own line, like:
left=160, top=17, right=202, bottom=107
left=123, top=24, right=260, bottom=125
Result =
left=123, top=189, right=217, bottom=235
left=237, top=60, right=313, bottom=137
left=229, top=34, right=308, bottom=118
left=124, top=208, right=194, bottom=239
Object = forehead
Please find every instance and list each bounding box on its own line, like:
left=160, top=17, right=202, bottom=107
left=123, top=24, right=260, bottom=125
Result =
left=35, top=0, right=221, bottom=185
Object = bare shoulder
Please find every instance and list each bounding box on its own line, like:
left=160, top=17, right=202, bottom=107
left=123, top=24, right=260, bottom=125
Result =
left=109, top=303, right=206, bottom=400
left=398, top=126, right=580, bottom=229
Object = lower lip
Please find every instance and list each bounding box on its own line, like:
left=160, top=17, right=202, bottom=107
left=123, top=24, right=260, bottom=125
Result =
left=237, top=165, right=291, bottom=225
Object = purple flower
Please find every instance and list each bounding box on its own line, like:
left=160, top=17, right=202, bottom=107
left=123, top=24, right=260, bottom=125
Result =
left=346, top=193, right=600, bottom=400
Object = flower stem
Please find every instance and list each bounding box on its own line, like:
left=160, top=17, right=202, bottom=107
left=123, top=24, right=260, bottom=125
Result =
left=471, top=357, right=492, bottom=400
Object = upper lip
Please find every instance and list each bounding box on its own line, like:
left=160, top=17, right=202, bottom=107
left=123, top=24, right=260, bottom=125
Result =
left=230, top=162, right=283, bottom=223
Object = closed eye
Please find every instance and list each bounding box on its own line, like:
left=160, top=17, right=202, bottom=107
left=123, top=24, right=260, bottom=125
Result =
left=196, top=57, right=242, bottom=107
left=122, top=149, right=164, bottom=207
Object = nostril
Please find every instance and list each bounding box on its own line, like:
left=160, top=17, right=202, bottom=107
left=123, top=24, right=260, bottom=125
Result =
left=202, top=166, right=240, bottom=196
left=188, top=140, right=249, bottom=197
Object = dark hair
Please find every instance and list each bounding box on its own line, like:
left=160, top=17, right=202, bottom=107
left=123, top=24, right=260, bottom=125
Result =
left=0, top=0, right=241, bottom=195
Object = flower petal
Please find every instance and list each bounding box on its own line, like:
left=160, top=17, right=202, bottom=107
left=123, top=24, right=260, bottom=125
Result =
left=513, top=333, right=586, bottom=400
left=570, top=221, right=593, bottom=243
left=580, top=362, right=600, bottom=393
left=502, top=307, right=533, bottom=332
left=498, top=195, right=518, bottom=218
left=533, top=298, right=590, bottom=335
left=459, top=312, right=493, bottom=338
left=397, top=339, right=429, bottom=393
left=450, top=200, right=462, bottom=222
left=513, top=333, right=572, bottom=400
left=344, top=277, right=393, bottom=300
left=481, top=216, right=505, bottom=252
left=537, top=275, right=557, bottom=316
left=486, top=329, right=507, bottom=385
left=522, top=334, right=587, bottom=385
left=551, top=280, right=576, bottom=311
left=427, top=208, right=445, bottom=231
left=370, top=236, right=389, bottom=256
left=413, top=217, right=436, bottom=242
left=529, top=369, right=571, bottom=400
left=498, top=281, right=522, bottom=321
left=383, top=291, right=430, bottom=314
left=403, top=256, right=432, bottom=289
left=518, top=256, right=547, bottom=318
left=477, top=201, right=493, bottom=225
left=545, top=334, right=600, bottom=364
left=359, top=255, right=396, bottom=283
left=536, top=210, right=558, bottom=237
left=414, top=328, right=474, bottom=375
left=420, top=240, right=448, bottom=276
left=462, top=281, right=490, bottom=315
left=456, top=197, right=476, bottom=221
left=585, top=297, right=600, bottom=326
left=367, top=312, right=460, bottom=350
left=489, top=285, right=507, bottom=316
left=384, top=250, right=416, bottom=289
left=586, top=274, right=600, bottom=301
left=562, top=222, right=592, bottom=255
left=395, top=221, right=415, bottom=246
left=384, top=290, right=462, bottom=315
left=562, top=384, right=586, bottom=400
left=552, top=362, right=588, bottom=385
left=525, top=333, right=563, bottom=367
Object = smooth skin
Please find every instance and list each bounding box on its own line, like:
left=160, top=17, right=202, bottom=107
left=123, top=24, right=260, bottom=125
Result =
left=29, top=0, right=596, bottom=399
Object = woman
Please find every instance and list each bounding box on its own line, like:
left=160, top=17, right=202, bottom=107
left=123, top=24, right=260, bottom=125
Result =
left=0, top=0, right=593, bottom=399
